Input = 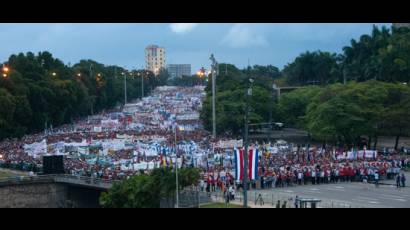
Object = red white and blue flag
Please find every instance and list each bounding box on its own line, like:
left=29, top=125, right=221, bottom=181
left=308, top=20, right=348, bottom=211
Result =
left=234, top=148, right=259, bottom=182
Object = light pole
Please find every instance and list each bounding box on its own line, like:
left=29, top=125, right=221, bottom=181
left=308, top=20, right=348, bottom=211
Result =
left=123, top=68, right=127, bottom=105
left=210, top=54, right=218, bottom=139
left=141, top=68, right=144, bottom=98
left=243, top=75, right=254, bottom=208
left=270, top=83, right=279, bottom=141
left=174, top=123, right=179, bottom=208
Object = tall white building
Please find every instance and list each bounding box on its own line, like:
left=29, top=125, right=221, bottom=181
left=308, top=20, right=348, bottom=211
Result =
left=145, top=45, right=166, bottom=75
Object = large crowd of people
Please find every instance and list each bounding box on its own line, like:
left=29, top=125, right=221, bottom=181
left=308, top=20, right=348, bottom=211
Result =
left=0, top=86, right=409, bottom=189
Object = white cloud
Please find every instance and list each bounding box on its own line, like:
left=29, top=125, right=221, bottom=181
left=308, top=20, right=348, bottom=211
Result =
left=169, top=23, right=198, bottom=34
left=221, top=24, right=268, bottom=48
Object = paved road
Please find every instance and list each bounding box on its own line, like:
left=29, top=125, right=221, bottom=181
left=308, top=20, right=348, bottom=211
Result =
left=244, top=174, right=410, bottom=208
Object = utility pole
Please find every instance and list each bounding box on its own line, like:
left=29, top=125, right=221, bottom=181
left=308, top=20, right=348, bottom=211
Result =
left=243, top=67, right=254, bottom=208
left=210, top=54, right=218, bottom=139
left=90, top=64, right=94, bottom=115
left=270, top=83, right=278, bottom=142
left=141, top=68, right=144, bottom=98
left=175, top=124, right=179, bottom=208
left=124, top=68, right=127, bottom=105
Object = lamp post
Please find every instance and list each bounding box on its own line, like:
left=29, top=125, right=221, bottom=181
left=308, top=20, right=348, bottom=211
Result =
left=123, top=68, right=127, bottom=105
left=174, top=123, right=179, bottom=208
left=141, top=67, right=145, bottom=98
left=210, top=55, right=218, bottom=139
left=243, top=76, right=254, bottom=208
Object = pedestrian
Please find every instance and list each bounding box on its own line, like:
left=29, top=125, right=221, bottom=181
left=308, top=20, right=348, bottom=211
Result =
left=276, top=200, right=280, bottom=208
left=396, top=174, right=401, bottom=189
left=311, top=170, right=316, bottom=185
left=294, top=196, right=299, bottom=208
left=401, top=173, right=406, bottom=188
left=374, top=171, right=379, bottom=188
left=281, top=201, right=287, bottom=208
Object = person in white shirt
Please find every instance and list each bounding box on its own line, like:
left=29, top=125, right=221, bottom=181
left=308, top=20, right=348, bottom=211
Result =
left=311, top=170, right=316, bottom=185
left=297, top=171, right=303, bottom=185
left=374, top=171, right=379, bottom=187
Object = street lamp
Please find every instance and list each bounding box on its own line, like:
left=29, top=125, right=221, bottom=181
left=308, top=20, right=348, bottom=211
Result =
left=52, top=72, right=57, bottom=77
left=2, top=65, right=10, bottom=78
left=210, top=55, right=218, bottom=139
left=122, top=68, right=127, bottom=105
left=174, top=124, right=180, bottom=208
left=243, top=76, right=254, bottom=208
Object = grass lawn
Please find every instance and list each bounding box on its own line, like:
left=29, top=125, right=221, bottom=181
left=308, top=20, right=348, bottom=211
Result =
left=200, top=203, right=245, bottom=208
left=0, top=169, right=26, bottom=179
left=0, top=171, right=16, bottom=179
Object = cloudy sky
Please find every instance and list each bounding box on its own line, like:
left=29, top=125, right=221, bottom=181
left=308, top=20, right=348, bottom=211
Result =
left=0, top=23, right=391, bottom=73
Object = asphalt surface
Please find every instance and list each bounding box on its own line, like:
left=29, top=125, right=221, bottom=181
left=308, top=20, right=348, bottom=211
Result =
left=246, top=174, right=410, bottom=208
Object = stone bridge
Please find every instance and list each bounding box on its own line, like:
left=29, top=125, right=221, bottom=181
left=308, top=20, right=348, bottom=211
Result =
left=0, top=175, right=116, bottom=208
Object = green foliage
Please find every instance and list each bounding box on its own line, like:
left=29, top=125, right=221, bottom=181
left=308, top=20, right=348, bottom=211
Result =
left=0, top=51, right=168, bottom=140
left=200, top=64, right=280, bottom=137
left=303, top=81, right=410, bottom=145
left=100, top=167, right=200, bottom=208
left=282, top=51, right=340, bottom=86
left=277, top=86, right=321, bottom=127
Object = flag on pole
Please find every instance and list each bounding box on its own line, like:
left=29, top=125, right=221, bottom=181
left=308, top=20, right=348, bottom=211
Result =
left=249, top=148, right=259, bottom=180
left=234, top=148, right=258, bottom=182
left=234, top=148, right=244, bottom=182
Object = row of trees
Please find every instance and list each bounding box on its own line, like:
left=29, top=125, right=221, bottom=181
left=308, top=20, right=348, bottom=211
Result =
left=100, top=167, right=200, bottom=208
left=281, top=26, right=410, bottom=86
left=199, top=25, right=410, bottom=146
left=279, top=81, right=410, bottom=149
left=0, top=51, right=168, bottom=140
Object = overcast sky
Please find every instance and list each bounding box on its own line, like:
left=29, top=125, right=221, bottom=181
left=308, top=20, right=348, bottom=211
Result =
left=0, top=23, right=391, bottom=73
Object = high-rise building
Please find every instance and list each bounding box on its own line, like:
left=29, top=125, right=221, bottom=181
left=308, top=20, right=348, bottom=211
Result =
left=145, top=45, right=166, bottom=75
left=167, top=64, right=191, bottom=78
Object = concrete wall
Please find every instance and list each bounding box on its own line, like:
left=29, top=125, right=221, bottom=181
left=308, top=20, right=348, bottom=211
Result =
left=0, top=182, right=102, bottom=208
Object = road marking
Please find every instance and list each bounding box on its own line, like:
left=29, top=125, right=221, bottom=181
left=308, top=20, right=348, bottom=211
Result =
left=351, top=199, right=373, bottom=203
left=309, top=188, right=320, bottom=191
left=284, top=190, right=294, bottom=193
left=369, top=201, right=380, bottom=204
left=306, top=190, right=322, bottom=194
left=379, top=194, right=406, bottom=199
left=326, top=188, right=345, bottom=191
left=357, top=196, right=379, bottom=201
left=394, top=199, right=407, bottom=202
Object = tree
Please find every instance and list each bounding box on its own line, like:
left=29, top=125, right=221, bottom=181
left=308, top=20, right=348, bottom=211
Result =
left=0, top=51, right=167, bottom=140
left=282, top=51, right=340, bottom=86
left=100, top=167, right=200, bottom=208
left=277, top=86, right=321, bottom=127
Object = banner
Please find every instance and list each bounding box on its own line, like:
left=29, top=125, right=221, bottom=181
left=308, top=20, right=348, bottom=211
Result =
left=24, top=139, right=47, bottom=158
left=217, top=140, right=243, bottom=149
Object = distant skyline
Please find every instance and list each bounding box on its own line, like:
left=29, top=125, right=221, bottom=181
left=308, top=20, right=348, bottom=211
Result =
left=0, top=23, right=391, bottom=73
